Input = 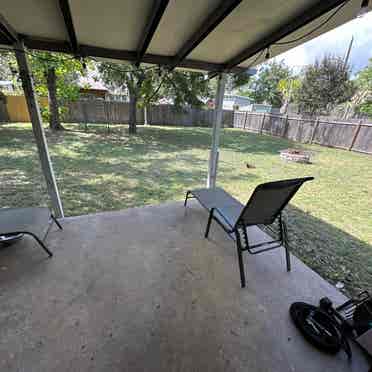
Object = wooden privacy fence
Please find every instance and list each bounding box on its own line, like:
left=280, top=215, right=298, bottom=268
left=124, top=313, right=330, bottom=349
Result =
left=0, top=97, right=233, bottom=127
left=146, top=104, right=233, bottom=127
left=65, top=100, right=144, bottom=124
left=0, top=101, right=9, bottom=122
left=64, top=101, right=233, bottom=127
left=234, top=111, right=372, bottom=154
left=0, top=95, right=48, bottom=122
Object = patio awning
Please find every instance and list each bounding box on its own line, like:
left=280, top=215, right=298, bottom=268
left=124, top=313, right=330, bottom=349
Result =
left=0, top=0, right=370, bottom=73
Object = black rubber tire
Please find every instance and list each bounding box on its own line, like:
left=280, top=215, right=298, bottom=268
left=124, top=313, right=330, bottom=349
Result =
left=353, top=298, right=372, bottom=336
left=290, top=302, right=342, bottom=354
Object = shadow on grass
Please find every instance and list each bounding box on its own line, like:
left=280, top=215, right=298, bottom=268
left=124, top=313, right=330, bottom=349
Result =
left=1, top=124, right=301, bottom=158
left=284, top=204, right=372, bottom=297
left=55, top=152, right=258, bottom=216
left=61, top=124, right=300, bottom=155
left=0, top=124, right=259, bottom=215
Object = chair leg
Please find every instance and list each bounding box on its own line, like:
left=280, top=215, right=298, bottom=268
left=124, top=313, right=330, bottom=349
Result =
left=281, top=217, right=291, bottom=272
left=51, top=214, right=63, bottom=230
left=285, top=244, right=291, bottom=272
left=26, top=233, right=53, bottom=257
left=235, top=230, right=246, bottom=288
left=205, top=208, right=214, bottom=238
left=184, top=191, right=190, bottom=207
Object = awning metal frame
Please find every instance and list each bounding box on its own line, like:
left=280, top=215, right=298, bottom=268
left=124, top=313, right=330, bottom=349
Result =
left=169, top=0, right=242, bottom=70
left=58, top=0, right=79, bottom=55
left=136, top=0, right=170, bottom=66
left=0, top=0, right=352, bottom=74
left=210, top=0, right=349, bottom=78
left=207, top=73, right=226, bottom=189
left=14, top=41, right=64, bottom=218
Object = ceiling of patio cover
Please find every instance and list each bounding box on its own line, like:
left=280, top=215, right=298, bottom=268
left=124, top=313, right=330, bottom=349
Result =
left=0, top=0, right=369, bottom=73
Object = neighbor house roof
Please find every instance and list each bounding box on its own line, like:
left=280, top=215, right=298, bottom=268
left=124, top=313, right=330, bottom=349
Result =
left=79, top=87, right=108, bottom=94
left=0, top=1, right=369, bottom=73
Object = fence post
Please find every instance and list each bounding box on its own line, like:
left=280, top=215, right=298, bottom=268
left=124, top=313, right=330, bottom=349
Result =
left=82, top=101, right=88, bottom=131
left=144, top=105, right=148, bottom=125
left=282, top=114, right=289, bottom=138
left=349, top=120, right=362, bottom=151
left=104, top=101, right=110, bottom=133
left=260, top=113, right=265, bottom=134
left=310, top=117, right=319, bottom=144
left=243, top=111, right=248, bottom=129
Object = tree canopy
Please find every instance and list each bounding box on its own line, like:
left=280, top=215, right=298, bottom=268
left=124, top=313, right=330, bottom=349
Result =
left=97, top=61, right=216, bottom=134
left=355, top=58, right=372, bottom=117
left=297, top=55, right=354, bottom=116
left=240, top=61, right=292, bottom=107
left=277, top=77, right=301, bottom=113
left=29, top=52, right=85, bottom=130
left=1, top=50, right=85, bottom=130
left=161, top=71, right=212, bottom=108
left=97, top=62, right=214, bottom=108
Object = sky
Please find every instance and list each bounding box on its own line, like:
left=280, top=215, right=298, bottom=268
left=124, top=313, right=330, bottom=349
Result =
left=273, top=11, right=372, bottom=76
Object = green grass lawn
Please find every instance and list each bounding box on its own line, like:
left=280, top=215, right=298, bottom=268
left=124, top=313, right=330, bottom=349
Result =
left=1, top=123, right=372, bottom=296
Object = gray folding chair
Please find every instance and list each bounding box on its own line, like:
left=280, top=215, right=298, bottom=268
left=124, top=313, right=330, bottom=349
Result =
left=184, top=177, right=314, bottom=288
left=0, top=207, right=62, bottom=257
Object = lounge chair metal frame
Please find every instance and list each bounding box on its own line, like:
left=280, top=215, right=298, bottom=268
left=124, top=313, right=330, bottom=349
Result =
left=0, top=209, right=62, bottom=257
left=184, top=177, right=313, bottom=288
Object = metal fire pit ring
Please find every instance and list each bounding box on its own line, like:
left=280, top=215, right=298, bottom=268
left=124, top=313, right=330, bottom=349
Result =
left=280, top=148, right=312, bottom=164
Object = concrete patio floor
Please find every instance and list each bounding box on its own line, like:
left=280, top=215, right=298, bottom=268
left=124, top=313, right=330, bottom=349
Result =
left=0, top=201, right=369, bottom=372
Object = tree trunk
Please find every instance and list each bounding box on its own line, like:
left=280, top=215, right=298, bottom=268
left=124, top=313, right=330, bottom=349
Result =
left=280, top=99, right=289, bottom=114
left=128, top=90, right=137, bottom=135
left=46, top=67, right=64, bottom=130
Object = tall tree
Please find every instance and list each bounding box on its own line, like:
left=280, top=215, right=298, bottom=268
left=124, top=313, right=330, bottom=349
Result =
left=297, top=55, right=354, bottom=116
left=98, top=63, right=151, bottom=134
left=277, top=77, right=301, bottom=113
left=29, top=52, right=85, bottom=130
left=241, top=61, right=291, bottom=107
left=355, top=58, right=372, bottom=117
left=211, top=72, right=252, bottom=96
left=97, top=62, right=213, bottom=134
left=162, top=71, right=213, bottom=108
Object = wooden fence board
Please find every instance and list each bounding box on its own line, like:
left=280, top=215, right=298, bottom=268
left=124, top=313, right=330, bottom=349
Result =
left=0, top=101, right=9, bottom=122
left=4, top=95, right=48, bottom=122
left=234, top=112, right=372, bottom=155
left=64, top=101, right=232, bottom=127
left=352, top=125, right=372, bottom=154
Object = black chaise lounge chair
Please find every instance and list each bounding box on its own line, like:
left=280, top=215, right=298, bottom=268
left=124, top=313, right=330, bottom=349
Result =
left=0, top=207, right=62, bottom=257
left=184, top=177, right=314, bottom=288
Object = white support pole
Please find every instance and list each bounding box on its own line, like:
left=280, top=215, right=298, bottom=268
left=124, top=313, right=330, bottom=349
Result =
left=14, top=41, right=64, bottom=218
left=207, top=73, right=226, bottom=188
left=144, top=105, right=148, bottom=125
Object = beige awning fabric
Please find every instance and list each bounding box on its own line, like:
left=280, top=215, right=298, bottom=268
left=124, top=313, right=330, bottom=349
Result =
left=0, top=0, right=369, bottom=72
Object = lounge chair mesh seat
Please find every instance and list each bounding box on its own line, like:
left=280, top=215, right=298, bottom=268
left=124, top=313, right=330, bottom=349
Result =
left=185, top=177, right=314, bottom=288
left=0, top=207, right=62, bottom=257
